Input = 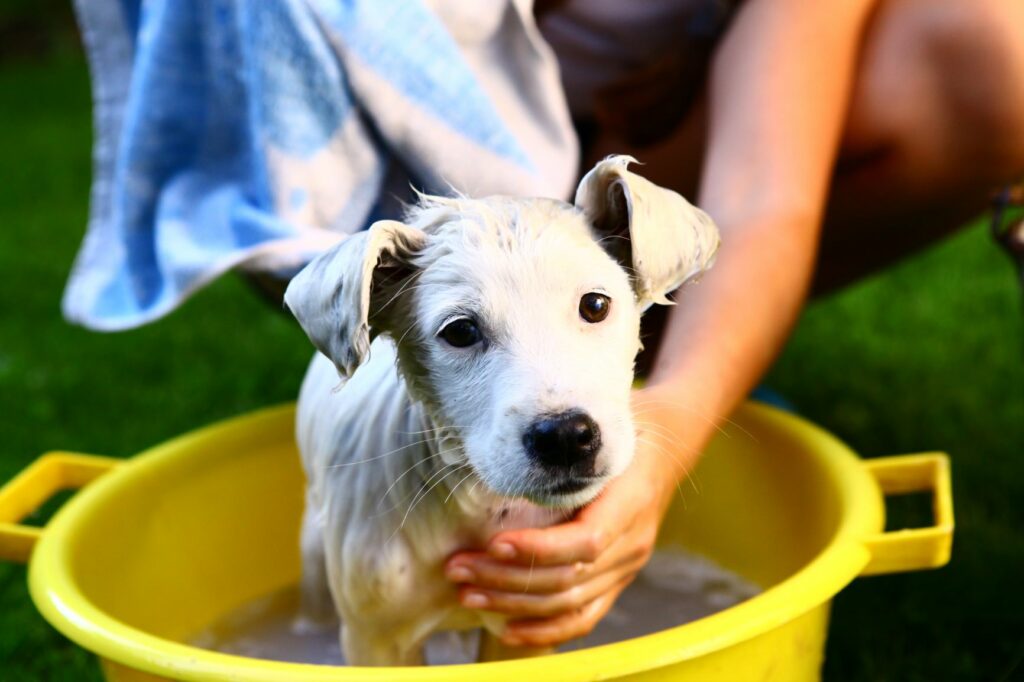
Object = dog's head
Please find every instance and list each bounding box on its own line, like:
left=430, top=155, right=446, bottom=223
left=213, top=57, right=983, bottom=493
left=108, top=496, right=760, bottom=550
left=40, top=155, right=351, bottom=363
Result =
left=285, top=156, right=719, bottom=508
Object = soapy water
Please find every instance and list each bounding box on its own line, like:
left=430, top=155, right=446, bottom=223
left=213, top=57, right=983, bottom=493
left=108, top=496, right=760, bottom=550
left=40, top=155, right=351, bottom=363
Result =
left=191, top=548, right=759, bottom=666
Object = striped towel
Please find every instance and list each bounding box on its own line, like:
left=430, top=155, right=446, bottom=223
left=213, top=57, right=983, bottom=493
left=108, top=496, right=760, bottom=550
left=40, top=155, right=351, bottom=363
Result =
left=65, top=0, right=578, bottom=330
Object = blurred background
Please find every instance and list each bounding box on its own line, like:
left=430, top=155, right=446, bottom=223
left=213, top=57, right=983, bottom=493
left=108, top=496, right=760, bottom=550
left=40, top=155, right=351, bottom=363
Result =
left=0, top=3, right=1021, bottom=680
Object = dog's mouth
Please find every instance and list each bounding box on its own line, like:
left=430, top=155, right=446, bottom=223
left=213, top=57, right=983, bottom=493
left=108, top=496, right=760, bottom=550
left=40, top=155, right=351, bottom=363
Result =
left=524, top=473, right=610, bottom=507
left=546, top=477, right=596, bottom=495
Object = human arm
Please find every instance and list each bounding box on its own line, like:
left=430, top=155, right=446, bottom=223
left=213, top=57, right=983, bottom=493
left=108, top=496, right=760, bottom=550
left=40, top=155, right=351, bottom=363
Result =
left=446, top=0, right=878, bottom=647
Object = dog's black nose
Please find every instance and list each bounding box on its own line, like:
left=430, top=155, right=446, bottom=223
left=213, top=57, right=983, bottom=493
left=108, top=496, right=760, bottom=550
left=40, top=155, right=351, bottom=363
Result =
left=523, top=411, right=601, bottom=471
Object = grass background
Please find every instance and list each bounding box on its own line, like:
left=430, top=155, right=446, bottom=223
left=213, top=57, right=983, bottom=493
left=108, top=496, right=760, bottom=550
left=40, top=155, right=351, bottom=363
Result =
left=0, top=17, right=1022, bottom=682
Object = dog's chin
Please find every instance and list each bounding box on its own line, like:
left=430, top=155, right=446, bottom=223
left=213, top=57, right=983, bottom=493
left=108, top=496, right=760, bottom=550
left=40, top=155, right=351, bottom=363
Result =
left=521, top=477, right=609, bottom=510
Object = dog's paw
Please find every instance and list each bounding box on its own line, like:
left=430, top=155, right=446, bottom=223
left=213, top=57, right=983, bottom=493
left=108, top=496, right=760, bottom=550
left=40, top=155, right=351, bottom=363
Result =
left=291, top=614, right=337, bottom=636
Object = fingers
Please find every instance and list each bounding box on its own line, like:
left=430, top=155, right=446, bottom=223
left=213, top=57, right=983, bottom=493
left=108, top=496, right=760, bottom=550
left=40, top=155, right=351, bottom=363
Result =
left=484, top=493, right=632, bottom=567
left=500, top=577, right=633, bottom=648
left=459, top=566, right=631, bottom=620
left=446, top=552, right=594, bottom=594
left=453, top=553, right=646, bottom=619
left=484, top=522, right=610, bottom=566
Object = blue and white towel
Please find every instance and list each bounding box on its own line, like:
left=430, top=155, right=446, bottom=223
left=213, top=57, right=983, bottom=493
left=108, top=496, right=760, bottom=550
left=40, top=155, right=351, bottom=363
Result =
left=65, top=0, right=577, bottom=330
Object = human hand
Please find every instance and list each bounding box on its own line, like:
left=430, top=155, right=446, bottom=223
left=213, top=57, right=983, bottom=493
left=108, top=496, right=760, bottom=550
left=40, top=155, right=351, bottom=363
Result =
left=445, top=386, right=702, bottom=648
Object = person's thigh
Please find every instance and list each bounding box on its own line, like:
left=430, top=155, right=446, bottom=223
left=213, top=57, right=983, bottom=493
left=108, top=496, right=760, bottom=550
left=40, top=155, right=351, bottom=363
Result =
left=587, top=0, right=1024, bottom=297
left=817, top=0, right=1024, bottom=292
left=593, top=0, right=1024, bottom=371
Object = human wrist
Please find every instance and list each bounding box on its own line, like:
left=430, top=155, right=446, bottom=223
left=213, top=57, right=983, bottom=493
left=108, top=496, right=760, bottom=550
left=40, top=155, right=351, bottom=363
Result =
left=631, top=384, right=718, bottom=515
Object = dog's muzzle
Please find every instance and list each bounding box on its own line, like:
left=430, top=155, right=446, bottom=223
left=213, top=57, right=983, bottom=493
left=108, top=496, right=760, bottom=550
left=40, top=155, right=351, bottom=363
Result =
left=522, top=410, right=602, bottom=480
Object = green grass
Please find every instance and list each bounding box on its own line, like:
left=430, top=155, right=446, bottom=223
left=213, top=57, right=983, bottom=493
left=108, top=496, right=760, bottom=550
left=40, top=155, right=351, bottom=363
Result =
left=0, top=56, right=315, bottom=682
left=1, top=54, right=1021, bottom=681
left=769, top=224, right=1024, bottom=679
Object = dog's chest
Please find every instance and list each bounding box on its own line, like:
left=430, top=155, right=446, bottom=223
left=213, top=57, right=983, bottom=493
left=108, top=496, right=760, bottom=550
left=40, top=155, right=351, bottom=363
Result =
left=475, top=500, right=568, bottom=539
left=401, top=478, right=569, bottom=566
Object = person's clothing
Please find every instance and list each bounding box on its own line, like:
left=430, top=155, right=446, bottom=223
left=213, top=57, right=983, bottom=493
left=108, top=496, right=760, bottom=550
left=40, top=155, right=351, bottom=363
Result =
left=538, top=0, right=738, bottom=147
left=65, top=0, right=577, bottom=330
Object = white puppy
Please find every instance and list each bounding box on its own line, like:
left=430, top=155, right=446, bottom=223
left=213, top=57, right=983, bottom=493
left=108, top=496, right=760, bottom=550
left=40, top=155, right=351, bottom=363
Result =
left=284, top=156, right=719, bottom=666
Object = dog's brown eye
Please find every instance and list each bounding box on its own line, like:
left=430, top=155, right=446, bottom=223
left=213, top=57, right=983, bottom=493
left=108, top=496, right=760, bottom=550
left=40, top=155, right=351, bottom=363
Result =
left=579, top=293, right=610, bottom=323
left=439, top=318, right=482, bottom=348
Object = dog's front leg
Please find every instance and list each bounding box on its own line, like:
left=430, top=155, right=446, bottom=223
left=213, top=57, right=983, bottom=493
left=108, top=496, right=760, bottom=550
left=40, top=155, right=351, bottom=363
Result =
left=341, top=623, right=424, bottom=667
left=478, top=632, right=553, bottom=662
left=295, top=494, right=335, bottom=632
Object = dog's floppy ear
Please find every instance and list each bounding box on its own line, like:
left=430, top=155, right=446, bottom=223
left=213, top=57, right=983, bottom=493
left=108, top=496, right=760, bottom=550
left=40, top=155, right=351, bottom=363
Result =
left=284, top=220, right=426, bottom=377
left=575, top=155, right=720, bottom=309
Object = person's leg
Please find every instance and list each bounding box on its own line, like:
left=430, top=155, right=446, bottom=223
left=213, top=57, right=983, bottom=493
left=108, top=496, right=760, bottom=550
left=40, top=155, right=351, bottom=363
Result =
left=586, top=0, right=1024, bottom=372
left=817, top=0, right=1024, bottom=293
left=587, top=0, right=1024, bottom=296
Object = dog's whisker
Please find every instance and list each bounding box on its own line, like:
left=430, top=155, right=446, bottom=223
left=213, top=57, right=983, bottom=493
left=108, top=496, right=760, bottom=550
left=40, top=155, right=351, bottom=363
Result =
left=374, top=450, right=442, bottom=503
left=382, top=463, right=458, bottom=536
left=377, top=279, right=438, bottom=315
left=397, top=463, right=470, bottom=534
left=629, top=414, right=696, bottom=446
left=495, top=481, right=524, bottom=530
left=373, top=442, right=467, bottom=515
left=328, top=436, right=445, bottom=469
left=632, top=426, right=704, bottom=468
left=369, top=452, right=447, bottom=515
left=629, top=424, right=706, bottom=478
left=634, top=434, right=695, bottom=467
left=631, top=424, right=683, bottom=445
left=522, top=549, right=537, bottom=594
left=377, top=443, right=466, bottom=507
left=633, top=428, right=698, bottom=472
left=397, top=423, right=469, bottom=437
left=630, top=404, right=733, bottom=440
left=444, top=469, right=476, bottom=504
left=595, top=234, right=632, bottom=246
left=374, top=269, right=426, bottom=314
left=634, top=434, right=691, bottom=505
left=630, top=418, right=687, bottom=444
left=393, top=320, right=422, bottom=349
left=631, top=396, right=758, bottom=437
left=630, top=397, right=757, bottom=441
left=409, top=452, right=466, bottom=500
left=464, top=476, right=485, bottom=504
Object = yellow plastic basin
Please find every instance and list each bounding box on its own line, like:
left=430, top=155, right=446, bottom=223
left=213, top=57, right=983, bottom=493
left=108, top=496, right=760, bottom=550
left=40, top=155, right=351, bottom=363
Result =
left=0, top=402, right=953, bottom=681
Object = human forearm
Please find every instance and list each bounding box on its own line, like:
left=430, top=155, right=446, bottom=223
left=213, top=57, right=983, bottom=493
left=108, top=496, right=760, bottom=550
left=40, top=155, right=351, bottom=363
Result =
left=639, top=210, right=818, bottom=496
left=649, top=211, right=817, bottom=397
left=641, top=0, right=878, bottom=491
left=588, top=0, right=874, bottom=427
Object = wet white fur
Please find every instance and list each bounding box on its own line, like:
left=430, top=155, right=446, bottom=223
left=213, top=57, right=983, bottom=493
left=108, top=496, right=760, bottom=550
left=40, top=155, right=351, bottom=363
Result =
left=284, top=156, right=719, bottom=666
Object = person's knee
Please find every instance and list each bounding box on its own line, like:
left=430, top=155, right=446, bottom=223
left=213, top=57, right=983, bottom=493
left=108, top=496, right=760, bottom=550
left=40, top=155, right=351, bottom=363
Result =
left=847, top=0, right=1024, bottom=185
left=922, top=0, right=1024, bottom=179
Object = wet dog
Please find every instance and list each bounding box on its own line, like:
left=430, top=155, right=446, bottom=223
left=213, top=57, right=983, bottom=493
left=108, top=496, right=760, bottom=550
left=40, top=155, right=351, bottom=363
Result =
left=284, top=156, right=719, bottom=666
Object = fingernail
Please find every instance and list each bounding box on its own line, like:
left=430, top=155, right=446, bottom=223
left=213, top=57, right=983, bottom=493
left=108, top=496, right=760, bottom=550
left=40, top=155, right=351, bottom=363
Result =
left=446, top=566, right=474, bottom=582
left=490, top=542, right=516, bottom=560
left=463, top=591, right=489, bottom=608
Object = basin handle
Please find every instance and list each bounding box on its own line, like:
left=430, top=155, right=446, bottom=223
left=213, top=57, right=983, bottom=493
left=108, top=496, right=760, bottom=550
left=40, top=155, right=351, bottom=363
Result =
left=860, top=453, right=954, bottom=576
left=0, top=452, right=122, bottom=563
